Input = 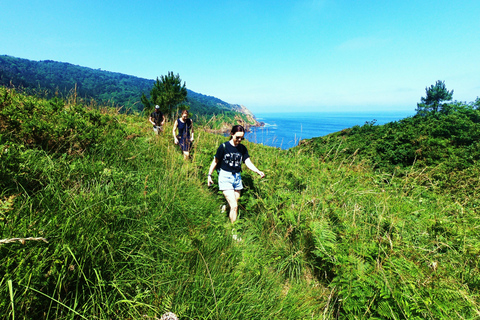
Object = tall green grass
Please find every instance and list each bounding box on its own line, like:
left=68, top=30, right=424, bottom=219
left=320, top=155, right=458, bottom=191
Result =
left=1, top=87, right=479, bottom=319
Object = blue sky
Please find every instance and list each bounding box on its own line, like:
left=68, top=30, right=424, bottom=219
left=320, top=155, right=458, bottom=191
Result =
left=2, top=0, right=479, bottom=113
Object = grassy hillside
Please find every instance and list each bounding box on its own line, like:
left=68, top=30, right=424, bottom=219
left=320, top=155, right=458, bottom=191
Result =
left=298, top=101, right=480, bottom=208
left=0, top=55, right=258, bottom=128
left=1, top=87, right=479, bottom=319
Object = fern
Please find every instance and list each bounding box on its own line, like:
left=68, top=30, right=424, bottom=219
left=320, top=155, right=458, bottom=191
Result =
left=309, top=219, right=337, bottom=263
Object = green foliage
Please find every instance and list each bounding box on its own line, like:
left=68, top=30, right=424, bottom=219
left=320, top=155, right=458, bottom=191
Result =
left=0, top=87, right=324, bottom=319
left=0, top=89, right=123, bottom=151
left=0, top=55, right=152, bottom=113
left=2, top=86, right=479, bottom=319
left=301, top=100, right=480, bottom=207
left=195, top=112, right=257, bottom=133
left=0, top=55, right=256, bottom=126
left=141, top=72, right=187, bottom=118
left=416, top=80, right=454, bottom=115
left=474, top=97, right=480, bottom=110
left=185, top=90, right=255, bottom=123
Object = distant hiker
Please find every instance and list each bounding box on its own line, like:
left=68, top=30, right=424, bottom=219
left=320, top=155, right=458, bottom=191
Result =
left=149, top=105, right=165, bottom=135
left=173, top=109, right=194, bottom=160
left=207, top=125, right=265, bottom=225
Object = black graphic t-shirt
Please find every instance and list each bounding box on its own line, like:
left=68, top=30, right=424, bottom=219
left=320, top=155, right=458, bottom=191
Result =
left=215, top=142, right=250, bottom=173
left=150, top=111, right=164, bottom=126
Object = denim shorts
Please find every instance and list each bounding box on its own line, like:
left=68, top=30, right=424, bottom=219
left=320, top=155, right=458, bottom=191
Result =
left=218, top=169, right=243, bottom=191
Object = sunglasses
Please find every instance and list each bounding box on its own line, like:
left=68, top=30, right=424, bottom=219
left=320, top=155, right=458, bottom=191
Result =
left=234, top=136, right=245, bottom=141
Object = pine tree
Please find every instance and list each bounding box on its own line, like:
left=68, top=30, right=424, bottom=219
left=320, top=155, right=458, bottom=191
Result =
left=141, top=72, right=187, bottom=118
left=416, top=80, right=453, bottom=116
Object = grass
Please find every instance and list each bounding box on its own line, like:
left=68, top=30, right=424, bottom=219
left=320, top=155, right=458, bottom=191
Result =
left=1, top=87, right=479, bottom=319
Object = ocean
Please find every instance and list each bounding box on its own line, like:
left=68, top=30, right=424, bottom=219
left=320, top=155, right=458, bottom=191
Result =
left=245, top=111, right=414, bottom=149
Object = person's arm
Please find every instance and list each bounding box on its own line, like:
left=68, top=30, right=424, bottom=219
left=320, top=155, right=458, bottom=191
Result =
left=161, top=114, right=165, bottom=126
left=207, top=157, right=219, bottom=186
left=149, top=116, right=155, bottom=125
left=245, top=158, right=265, bottom=178
left=172, top=120, right=179, bottom=144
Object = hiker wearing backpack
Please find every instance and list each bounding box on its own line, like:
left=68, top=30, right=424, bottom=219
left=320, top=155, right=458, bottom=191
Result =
left=207, top=125, right=265, bottom=224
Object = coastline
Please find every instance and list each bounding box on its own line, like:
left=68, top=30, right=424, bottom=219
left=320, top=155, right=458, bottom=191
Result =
left=245, top=110, right=414, bottom=149
left=204, top=116, right=265, bottom=134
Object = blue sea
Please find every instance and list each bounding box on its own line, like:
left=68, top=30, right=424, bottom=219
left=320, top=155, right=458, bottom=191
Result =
left=245, top=111, right=414, bottom=149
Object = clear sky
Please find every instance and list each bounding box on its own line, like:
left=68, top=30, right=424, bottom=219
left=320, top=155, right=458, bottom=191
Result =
left=2, top=0, right=479, bottom=113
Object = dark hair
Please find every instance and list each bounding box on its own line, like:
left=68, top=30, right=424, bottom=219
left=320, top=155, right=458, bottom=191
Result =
left=181, top=109, right=189, bottom=115
left=231, top=125, right=245, bottom=134
left=229, top=125, right=245, bottom=139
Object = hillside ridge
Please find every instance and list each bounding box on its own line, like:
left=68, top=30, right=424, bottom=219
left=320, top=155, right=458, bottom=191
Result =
left=0, top=54, right=260, bottom=126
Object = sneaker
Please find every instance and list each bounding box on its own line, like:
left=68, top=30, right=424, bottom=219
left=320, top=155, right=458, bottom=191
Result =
left=231, top=228, right=242, bottom=242
left=160, top=312, right=178, bottom=320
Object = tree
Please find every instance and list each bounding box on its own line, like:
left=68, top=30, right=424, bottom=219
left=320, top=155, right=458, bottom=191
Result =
left=472, top=97, right=480, bottom=110
left=141, top=72, right=187, bottom=118
left=416, top=80, right=453, bottom=116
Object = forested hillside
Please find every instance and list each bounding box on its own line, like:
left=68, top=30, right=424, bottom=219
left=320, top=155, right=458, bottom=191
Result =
left=0, top=55, right=256, bottom=124
left=1, top=86, right=479, bottom=319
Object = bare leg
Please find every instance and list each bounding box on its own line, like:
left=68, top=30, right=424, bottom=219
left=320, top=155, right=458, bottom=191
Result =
left=223, top=190, right=241, bottom=223
left=183, top=151, right=190, bottom=160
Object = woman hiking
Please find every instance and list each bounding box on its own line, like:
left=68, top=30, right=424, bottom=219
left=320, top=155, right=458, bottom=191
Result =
left=207, top=125, right=265, bottom=225
left=173, top=109, right=194, bottom=160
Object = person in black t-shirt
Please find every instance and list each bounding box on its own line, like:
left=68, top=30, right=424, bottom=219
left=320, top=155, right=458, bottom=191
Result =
left=207, top=125, right=265, bottom=224
left=172, top=109, right=194, bottom=160
left=149, top=105, right=165, bottom=135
